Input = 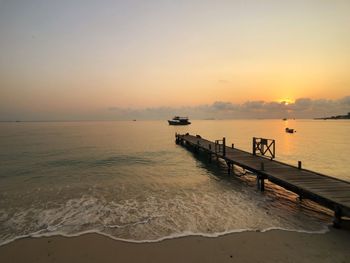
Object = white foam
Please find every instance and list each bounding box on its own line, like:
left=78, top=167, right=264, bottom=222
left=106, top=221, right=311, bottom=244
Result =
left=103, top=217, right=156, bottom=229
left=0, top=224, right=330, bottom=248
left=0, top=188, right=331, bottom=247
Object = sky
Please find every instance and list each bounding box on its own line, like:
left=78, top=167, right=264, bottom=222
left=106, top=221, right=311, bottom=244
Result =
left=0, top=0, right=349, bottom=120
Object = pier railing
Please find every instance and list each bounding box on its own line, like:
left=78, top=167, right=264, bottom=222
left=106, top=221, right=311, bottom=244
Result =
left=252, top=137, right=275, bottom=159
left=214, top=137, right=226, bottom=156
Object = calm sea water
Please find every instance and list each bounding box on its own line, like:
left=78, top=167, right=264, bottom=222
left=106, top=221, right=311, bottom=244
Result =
left=0, top=120, right=349, bottom=245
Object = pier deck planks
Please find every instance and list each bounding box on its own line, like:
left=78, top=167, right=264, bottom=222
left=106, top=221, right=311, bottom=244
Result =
left=176, top=134, right=350, bottom=221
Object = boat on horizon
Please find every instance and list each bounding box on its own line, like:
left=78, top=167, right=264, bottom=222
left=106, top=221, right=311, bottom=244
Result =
left=168, top=116, right=191, bottom=125
left=285, top=128, right=295, bottom=133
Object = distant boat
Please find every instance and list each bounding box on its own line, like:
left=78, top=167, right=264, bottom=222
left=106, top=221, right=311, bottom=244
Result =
left=285, top=128, right=295, bottom=133
left=168, top=116, right=191, bottom=125
left=282, top=118, right=287, bottom=121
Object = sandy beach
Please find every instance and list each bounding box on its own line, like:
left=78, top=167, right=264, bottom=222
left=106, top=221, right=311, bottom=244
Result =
left=0, top=228, right=349, bottom=263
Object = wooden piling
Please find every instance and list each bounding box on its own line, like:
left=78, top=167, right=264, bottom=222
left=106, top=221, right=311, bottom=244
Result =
left=260, top=176, right=265, bottom=191
left=333, top=206, right=342, bottom=228
left=252, top=137, right=256, bottom=155
left=222, top=137, right=226, bottom=156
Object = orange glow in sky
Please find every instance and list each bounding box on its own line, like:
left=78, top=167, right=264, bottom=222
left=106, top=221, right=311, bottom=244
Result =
left=278, top=99, right=294, bottom=105
left=0, top=1, right=349, bottom=120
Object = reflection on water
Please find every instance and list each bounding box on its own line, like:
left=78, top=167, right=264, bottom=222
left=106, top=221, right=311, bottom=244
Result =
left=0, top=120, right=348, bottom=245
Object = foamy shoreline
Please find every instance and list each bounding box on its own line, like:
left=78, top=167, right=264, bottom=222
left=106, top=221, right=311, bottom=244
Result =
left=0, top=228, right=349, bottom=263
left=0, top=224, right=330, bottom=247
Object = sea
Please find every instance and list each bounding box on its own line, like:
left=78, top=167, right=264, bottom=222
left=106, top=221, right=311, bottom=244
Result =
left=0, top=119, right=349, bottom=245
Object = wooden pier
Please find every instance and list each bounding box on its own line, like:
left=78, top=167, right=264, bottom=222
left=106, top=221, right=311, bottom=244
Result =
left=175, top=133, right=350, bottom=227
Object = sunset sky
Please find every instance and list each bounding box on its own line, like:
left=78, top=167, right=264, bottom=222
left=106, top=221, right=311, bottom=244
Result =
left=1, top=0, right=349, bottom=120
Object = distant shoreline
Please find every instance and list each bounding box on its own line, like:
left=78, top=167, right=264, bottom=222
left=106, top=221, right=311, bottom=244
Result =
left=314, top=112, right=350, bottom=120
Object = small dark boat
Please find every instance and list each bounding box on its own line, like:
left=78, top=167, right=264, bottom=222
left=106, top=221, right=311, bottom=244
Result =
left=168, top=116, right=191, bottom=125
left=285, top=128, right=295, bottom=133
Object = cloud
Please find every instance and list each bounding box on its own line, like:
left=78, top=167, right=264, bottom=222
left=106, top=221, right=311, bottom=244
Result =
left=212, top=101, right=238, bottom=111
left=339, top=96, right=350, bottom=106
left=105, top=96, right=350, bottom=120
left=2, top=96, right=349, bottom=121
left=241, top=100, right=265, bottom=110
left=290, top=98, right=312, bottom=111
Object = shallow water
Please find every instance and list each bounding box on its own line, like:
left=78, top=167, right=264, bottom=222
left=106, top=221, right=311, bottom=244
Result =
left=0, top=120, right=349, bottom=245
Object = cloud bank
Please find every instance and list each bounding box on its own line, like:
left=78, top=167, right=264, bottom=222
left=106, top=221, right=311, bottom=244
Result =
left=107, top=96, right=350, bottom=120
left=1, top=96, right=349, bottom=121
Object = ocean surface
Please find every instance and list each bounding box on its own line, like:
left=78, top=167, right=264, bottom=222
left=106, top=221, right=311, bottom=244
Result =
left=0, top=120, right=349, bottom=245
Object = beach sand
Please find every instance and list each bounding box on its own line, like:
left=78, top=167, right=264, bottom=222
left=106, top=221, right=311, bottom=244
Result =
left=0, top=228, right=349, bottom=263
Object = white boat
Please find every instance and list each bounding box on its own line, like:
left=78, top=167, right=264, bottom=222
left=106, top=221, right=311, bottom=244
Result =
left=168, top=116, right=191, bottom=125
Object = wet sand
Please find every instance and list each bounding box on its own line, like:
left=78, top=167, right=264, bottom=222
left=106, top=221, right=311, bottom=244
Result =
left=0, top=228, right=349, bottom=263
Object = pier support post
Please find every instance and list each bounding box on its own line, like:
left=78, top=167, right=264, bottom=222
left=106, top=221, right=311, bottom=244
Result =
left=257, top=162, right=265, bottom=191
left=253, top=137, right=256, bottom=155
left=333, top=206, right=342, bottom=228
left=256, top=175, right=265, bottom=191
left=260, top=177, right=265, bottom=191
left=298, top=161, right=302, bottom=170
left=222, top=137, right=226, bottom=157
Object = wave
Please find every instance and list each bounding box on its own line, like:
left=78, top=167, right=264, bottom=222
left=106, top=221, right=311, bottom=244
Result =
left=0, top=186, right=331, bottom=248
left=0, top=224, right=330, bottom=247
